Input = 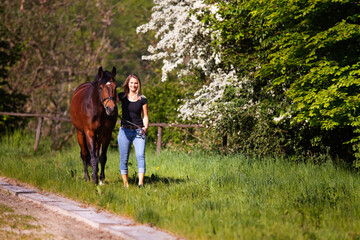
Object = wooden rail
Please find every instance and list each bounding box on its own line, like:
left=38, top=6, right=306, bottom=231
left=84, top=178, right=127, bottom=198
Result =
left=0, top=111, right=202, bottom=153
left=149, top=123, right=203, bottom=153
left=0, top=111, right=70, bottom=122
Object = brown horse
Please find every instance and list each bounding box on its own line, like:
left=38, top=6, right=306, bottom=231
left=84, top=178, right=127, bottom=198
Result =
left=70, top=67, right=117, bottom=185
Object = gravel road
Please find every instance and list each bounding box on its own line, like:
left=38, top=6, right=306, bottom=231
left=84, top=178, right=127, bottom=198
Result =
left=0, top=188, right=122, bottom=239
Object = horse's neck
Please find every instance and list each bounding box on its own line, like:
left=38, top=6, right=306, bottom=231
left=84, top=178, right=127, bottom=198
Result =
left=84, top=85, right=103, bottom=112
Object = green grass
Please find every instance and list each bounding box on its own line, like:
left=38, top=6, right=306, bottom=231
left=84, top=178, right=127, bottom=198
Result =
left=1, top=130, right=360, bottom=239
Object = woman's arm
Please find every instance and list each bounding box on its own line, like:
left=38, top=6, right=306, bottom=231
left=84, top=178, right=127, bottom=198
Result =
left=142, top=103, right=149, bottom=133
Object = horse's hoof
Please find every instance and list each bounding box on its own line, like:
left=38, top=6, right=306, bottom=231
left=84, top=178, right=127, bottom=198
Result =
left=99, top=180, right=103, bottom=186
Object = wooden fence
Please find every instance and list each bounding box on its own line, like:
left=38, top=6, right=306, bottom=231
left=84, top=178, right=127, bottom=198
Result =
left=0, top=111, right=202, bottom=153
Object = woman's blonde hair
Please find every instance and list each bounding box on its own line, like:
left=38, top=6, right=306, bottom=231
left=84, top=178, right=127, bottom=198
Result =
left=123, top=74, right=142, bottom=97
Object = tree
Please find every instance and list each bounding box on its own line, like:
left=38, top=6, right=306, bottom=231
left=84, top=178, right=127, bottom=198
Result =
left=137, top=0, right=239, bottom=125
left=224, top=0, right=360, bottom=161
left=105, top=0, right=160, bottom=84
left=1, top=0, right=121, bottom=145
left=263, top=0, right=360, bottom=162
left=0, top=3, right=27, bottom=135
left=138, top=0, right=360, bottom=163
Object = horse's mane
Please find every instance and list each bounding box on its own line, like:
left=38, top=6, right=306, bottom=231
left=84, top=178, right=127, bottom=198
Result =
left=92, top=71, right=113, bottom=86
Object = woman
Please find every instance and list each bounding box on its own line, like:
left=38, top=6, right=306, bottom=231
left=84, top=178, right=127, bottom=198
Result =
left=117, top=74, right=149, bottom=188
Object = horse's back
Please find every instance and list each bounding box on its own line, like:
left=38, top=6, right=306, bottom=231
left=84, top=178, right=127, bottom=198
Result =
left=72, top=82, right=92, bottom=101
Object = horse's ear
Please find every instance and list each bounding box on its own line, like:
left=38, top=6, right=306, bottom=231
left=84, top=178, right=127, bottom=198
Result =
left=98, top=67, right=103, bottom=78
left=112, top=67, right=116, bottom=77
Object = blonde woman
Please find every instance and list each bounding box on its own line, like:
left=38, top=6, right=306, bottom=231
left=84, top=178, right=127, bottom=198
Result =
left=117, top=74, right=149, bottom=188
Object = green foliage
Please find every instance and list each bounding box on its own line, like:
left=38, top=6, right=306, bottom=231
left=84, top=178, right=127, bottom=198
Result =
left=143, top=73, right=205, bottom=147
left=203, top=0, right=360, bottom=163
left=261, top=1, right=360, bottom=129
left=1, top=0, right=117, bottom=144
left=2, top=132, right=360, bottom=239
left=262, top=0, right=360, bottom=162
left=143, top=78, right=183, bottom=145
left=0, top=11, right=28, bottom=135
left=105, top=0, right=159, bottom=82
left=1, top=0, right=162, bottom=147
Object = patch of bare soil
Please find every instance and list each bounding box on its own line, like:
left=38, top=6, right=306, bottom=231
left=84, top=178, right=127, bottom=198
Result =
left=0, top=189, right=122, bottom=240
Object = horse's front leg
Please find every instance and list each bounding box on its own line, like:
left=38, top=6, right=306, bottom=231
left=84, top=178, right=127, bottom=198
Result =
left=99, top=143, right=109, bottom=186
left=85, top=130, right=99, bottom=184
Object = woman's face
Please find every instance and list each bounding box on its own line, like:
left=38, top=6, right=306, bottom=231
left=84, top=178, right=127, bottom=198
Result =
left=128, top=77, right=139, bottom=93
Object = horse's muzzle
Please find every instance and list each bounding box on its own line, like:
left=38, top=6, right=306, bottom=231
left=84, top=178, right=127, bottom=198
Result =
left=105, top=105, right=117, bottom=116
left=103, top=98, right=117, bottom=116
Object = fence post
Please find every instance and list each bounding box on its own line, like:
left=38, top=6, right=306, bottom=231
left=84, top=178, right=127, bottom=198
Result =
left=222, top=134, right=227, bottom=148
left=34, top=117, right=43, bottom=151
left=157, top=126, right=162, bottom=154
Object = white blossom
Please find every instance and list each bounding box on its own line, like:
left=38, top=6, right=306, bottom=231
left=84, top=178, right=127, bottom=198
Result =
left=273, top=112, right=292, bottom=123
left=178, top=69, right=240, bottom=122
left=137, top=0, right=242, bottom=122
left=137, top=0, right=220, bottom=81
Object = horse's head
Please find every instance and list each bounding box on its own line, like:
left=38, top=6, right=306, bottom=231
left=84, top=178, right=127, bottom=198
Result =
left=97, top=66, right=117, bottom=116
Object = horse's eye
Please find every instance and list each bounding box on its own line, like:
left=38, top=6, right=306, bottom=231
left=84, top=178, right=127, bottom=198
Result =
left=99, top=86, right=103, bottom=91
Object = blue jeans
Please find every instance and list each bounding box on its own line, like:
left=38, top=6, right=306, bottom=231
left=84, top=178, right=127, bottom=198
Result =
left=118, top=127, right=146, bottom=175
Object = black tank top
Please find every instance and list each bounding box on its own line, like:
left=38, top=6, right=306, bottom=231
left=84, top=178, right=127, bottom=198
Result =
left=118, top=92, right=147, bottom=127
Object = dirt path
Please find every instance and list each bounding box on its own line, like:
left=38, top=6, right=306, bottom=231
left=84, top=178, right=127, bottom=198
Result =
left=0, top=189, right=122, bottom=239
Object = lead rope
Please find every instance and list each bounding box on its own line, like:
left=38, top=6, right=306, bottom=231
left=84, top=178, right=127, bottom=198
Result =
left=119, top=116, right=146, bottom=139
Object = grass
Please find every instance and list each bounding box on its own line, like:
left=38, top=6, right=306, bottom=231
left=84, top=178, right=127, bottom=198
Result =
left=1, top=130, right=360, bottom=239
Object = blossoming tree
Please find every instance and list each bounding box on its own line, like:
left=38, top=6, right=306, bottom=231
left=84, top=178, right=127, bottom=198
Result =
left=137, top=0, right=239, bottom=125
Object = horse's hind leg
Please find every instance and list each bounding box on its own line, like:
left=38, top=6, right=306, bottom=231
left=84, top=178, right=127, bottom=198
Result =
left=77, top=130, right=90, bottom=181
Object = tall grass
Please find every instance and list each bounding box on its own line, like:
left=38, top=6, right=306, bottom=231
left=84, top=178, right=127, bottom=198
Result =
left=1, top=131, right=360, bottom=239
